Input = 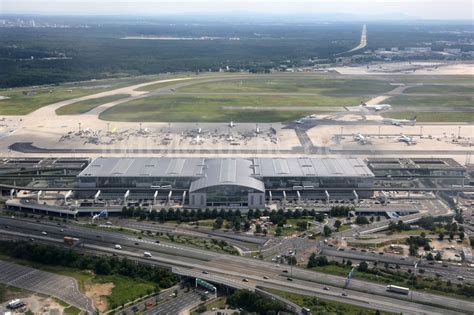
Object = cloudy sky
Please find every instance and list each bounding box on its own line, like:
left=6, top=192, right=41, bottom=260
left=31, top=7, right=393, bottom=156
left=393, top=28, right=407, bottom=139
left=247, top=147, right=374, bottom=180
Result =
left=1, top=0, right=473, bottom=20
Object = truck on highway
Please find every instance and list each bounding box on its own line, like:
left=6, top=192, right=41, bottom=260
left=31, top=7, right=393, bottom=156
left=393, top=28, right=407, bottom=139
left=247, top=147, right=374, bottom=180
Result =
left=7, top=299, right=26, bottom=310
left=143, top=252, right=152, bottom=258
left=63, top=236, right=80, bottom=246
left=386, top=285, right=410, bottom=295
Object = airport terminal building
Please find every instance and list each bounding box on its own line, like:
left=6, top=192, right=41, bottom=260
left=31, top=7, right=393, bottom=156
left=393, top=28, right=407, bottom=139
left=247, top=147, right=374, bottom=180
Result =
left=78, top=157, right=375, bottom=208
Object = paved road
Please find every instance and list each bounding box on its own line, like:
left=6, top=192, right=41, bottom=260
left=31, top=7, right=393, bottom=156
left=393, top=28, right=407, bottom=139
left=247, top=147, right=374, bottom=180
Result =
left=144, top=291, right=202, bottom=315
left=1, top=217, right=473, bottom=314
left=0, top=260, right=95, bottom=313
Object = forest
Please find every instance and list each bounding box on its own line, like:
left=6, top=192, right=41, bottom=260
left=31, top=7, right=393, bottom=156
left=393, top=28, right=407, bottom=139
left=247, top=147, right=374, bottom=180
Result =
left=1, top=16, right=470, bottom=88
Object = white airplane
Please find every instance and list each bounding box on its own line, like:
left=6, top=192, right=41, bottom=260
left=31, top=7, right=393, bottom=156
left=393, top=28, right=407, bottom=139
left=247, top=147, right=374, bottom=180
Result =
left=191, top=135, right=204, bottom=144
left=360, top=102, right=392, bottom=112
left=255, top=124, right=261, bottom=134
left=398, top=134, right=417, bottom=145
left=353, top=133, right=371, bottom=144
left=383, top=116, right=417, bottom=126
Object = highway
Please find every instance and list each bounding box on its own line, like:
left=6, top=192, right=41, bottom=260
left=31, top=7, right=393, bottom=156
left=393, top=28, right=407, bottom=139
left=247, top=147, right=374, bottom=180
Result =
left=0, top=216, right=473, bottom=315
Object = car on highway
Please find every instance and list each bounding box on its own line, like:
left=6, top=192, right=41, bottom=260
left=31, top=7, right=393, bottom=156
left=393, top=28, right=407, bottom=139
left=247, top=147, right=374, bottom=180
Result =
left=341, top=292, right=348, bottom=297
left=143, top=252, right=152, bottom=258
left=60, top=229, right=64, bottom=232
left=41, top=231, right=47, bottom=235
left=114, top=244, right=122, bottom=250
left=155, top=240, right=160, bottom=243
left=202, top=271, right=209, bottom=274
left=323, top=287, right=330, bottom=291
left=131, top=305, right=139, bottom=312
left=263, top=276, right=269, bottom=279
left=286, top=277, right=293, bottom=281
left=242, top=278, right=249, bottom=282
left=134, top=242, right=139, bottom=245
left=282, top=270, right=288, bottom=273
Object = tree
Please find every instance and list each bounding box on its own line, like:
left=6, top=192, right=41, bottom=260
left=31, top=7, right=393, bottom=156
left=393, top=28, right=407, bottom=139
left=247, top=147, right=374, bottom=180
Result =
left=323, top=225, right=332, bottom=237
left=438, top=232, right=445, bottom=241
left=307, top=254, right=329, bottom=268
left=213, top=217, right=223, bottom=230
left=314, top=213, right=325, bottom=222
left=459, top=232, right=465, bottom=241
left=357, top=261, right=369, bottom=272
left=275, top=227, right=283, bottom=237
left=287, top=256, right=297, bottom=266
left=334, top=220, right=342, bottom=230
left=255, top=224, right=262, bottom=234
left=296, top=221, right=307, bottom=232
left=435, top=252, right=442, bottom=261
left=346, top=259, right=352, bottom=267
left=95, top=260, right=111, bottom=275
left=355, top=216, right=369, bottom=225
left=426, top=253, right=434, bottom=261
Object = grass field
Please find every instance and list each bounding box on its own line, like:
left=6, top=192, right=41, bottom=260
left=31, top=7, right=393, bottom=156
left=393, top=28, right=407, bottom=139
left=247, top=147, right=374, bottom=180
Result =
left=0, top=87, right=110, bottom=115
left=99, top=94, right=363, bottom=122
left=404, top=85, right=474, bottom=94
left=266, top=288, right=395, bottom=315
left=388, top=95, right=473, bottom=108
left=178, top=76, right=395, bottom=95
left=389, top=75, right=474, bottom=85
left=0, top=74, right=179, bottom=115
left=55, top=94, right=130, bottom=115
left=382, top=111, right=474, bottom=122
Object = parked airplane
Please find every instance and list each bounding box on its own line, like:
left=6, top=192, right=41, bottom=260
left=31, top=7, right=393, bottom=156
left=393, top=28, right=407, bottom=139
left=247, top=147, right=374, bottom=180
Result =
left=255, top=124, right=261, bottom=134
left=191, top=135, right=204, bottom=144
left=398, top=134, right=417, bottom=145
left=360, top=102, right=392, bottom=112
left=353, top=133, right=371, bottom=144
left=383, top=116, right=417, bottom=126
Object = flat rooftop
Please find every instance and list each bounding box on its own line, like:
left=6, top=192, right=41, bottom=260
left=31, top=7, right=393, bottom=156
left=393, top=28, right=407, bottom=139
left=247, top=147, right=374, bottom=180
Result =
left=78, top=157, right=374, bottom=179
left=367, top=158, right=465, bottom=170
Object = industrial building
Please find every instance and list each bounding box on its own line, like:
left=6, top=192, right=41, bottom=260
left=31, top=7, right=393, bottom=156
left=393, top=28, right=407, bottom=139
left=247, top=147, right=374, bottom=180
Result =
left=78, top=157, right=375, bottom=208
left=367, top=158, right=466, bottom=185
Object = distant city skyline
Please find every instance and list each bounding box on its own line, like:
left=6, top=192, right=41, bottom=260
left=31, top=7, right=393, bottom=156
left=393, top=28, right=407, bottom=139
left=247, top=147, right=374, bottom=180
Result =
left=1, top=0, right=473, bottom=20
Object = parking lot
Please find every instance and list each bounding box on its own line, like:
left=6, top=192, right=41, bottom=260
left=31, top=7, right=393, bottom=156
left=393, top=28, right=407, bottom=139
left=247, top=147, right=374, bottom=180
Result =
left=0, top=260, right=95, bottom=313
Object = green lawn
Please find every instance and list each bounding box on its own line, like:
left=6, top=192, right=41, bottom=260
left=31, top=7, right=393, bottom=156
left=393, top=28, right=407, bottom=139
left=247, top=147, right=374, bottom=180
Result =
left=0, top=74, right=178, bottom=115
left=382, top=111, right=474, bottom=122
left=0, top=87, right=110, bottom=115
left=387, top=95, right=473, bottom=108
left=404, top=85, right=474, bottom=94
left=178, top=76, right=395, bottom=95
left=99, top=94, right=362, bottom=122
left=266, top=288, right=395, bottom=315
left=95, top=275, right=155, bottom=309
left=55, top=94, right=130, bottom=115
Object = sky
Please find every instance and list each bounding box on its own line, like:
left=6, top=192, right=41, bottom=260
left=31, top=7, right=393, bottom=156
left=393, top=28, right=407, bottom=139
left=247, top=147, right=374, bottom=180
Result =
left=1, top=0, right=473, bottom=20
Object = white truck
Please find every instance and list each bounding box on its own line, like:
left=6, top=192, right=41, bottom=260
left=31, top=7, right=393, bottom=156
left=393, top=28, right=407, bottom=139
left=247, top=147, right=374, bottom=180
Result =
left=144, top=251, right=152, bottom=258
left=386, top=285, right=410, bottom=295
left=114, top=244, right=122, bottom=250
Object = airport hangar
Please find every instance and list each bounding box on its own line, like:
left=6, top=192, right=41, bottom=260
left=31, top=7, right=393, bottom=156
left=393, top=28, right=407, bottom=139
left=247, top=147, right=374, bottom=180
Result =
left=77, top=157, right=375, bottom=208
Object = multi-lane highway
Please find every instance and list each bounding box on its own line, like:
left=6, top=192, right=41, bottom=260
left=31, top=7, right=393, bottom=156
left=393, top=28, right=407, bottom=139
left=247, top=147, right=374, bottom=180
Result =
left=0, top=216, right=473, bottom=315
